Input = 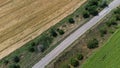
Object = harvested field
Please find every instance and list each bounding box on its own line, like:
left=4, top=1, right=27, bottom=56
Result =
left=0, top=0, right=86, bottom=59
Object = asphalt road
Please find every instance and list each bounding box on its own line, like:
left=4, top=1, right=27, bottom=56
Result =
left=33, top=0, right=120, bottom=68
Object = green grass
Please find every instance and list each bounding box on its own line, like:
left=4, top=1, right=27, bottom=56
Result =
left=82, top=29, right=120, bottom=68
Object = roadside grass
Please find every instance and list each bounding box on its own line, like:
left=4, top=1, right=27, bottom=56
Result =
left=81, top=28, right=120, bottom=68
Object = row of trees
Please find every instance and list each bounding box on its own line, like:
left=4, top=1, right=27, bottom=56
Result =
left=28, top=17, right=76, bottom=53
left=83, top=0, right=108, bottom=18
left=27, top=27, right=65, bottom=53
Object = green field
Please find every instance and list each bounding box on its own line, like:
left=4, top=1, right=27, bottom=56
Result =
left=82, top=29, right=120, bottom=68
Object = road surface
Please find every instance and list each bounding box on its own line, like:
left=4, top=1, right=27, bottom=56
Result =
left=33, top=0, right=120, bottom=68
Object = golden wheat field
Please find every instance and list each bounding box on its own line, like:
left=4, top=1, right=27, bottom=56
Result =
left=0, top=0, right=86, bottom=59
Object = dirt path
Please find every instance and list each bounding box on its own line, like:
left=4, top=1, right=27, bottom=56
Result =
left=0, top=0, right=86, bottom=59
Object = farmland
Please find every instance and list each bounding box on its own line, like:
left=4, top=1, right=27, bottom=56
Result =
left=0, top=0, right=86, bottom=59
left=82, top=28, right=120, bottom=68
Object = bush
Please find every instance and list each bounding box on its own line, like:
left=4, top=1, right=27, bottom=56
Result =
left=109, top=30, right=115, bottom=34
left=68, top=18, right=75, bottom=24
left=106, top=21, right=117, bottom=27
left=114, top=8, right=120, bottom=14
left=28, top=47, right=35, bottom=52
left=38, top=34, right=53, bottom=52
left=3, top=60, right=9, bottom=65
left=87, top=38, right=99, bottom=49
left=85, top=1, right=99, bottom=16
left=86, top=5, right=97, bottom=11
left=39, top=33, right=53, bottom=47
left=77, top=54, right=84, bottom=60
left=100, top=1, right=108, bottom=8
left=90, top=10, right=98, bottom=16
left=40, top=45, right=47, bottom=52
left=106, top=17, right=117, bottom=27
left=106, top=21, right=111, bottom=27
left=99, top=26, right=107, bottom=37
left=116, top=14, right=120, bottom=20
left=57, top=29, right=65, bottom=35
left=70, top=58, right=79, bottom=67
left=85, top=0, right=108, bottom=16
left=13, top=56, right=20, bottom=63
left=50, top=29, right=58, bottom=37
left=40, top=47, right=45, bottom=52
left=31, top=42, right=36, bottom=46
left=90, top=0, right=99, bottom=6
left=9, top=64, right=20, bottom=68
left=88, top=0, right=99, bottom=6
left=83, top=11, right=90, bottom=18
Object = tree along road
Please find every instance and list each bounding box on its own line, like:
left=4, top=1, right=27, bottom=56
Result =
left=33, top=0, right=120, bottom=68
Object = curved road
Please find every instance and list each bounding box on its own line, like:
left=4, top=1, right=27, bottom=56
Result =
left=33, top=0, right=120, bottom=68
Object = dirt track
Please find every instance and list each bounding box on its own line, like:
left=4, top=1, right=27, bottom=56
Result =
left=0, top=0, right=86, bottom=59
